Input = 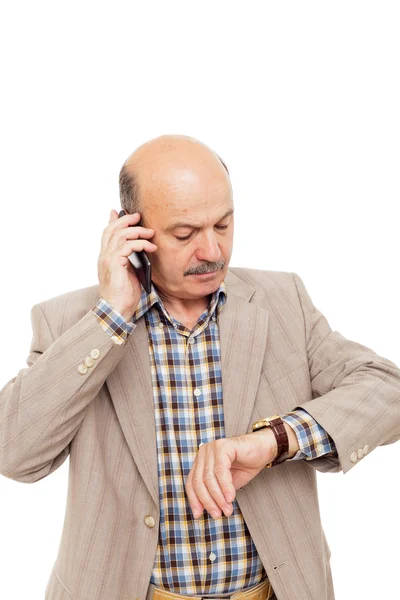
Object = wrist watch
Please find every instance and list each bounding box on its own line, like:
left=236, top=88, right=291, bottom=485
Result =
left=251, top=415, right=290, bottom=468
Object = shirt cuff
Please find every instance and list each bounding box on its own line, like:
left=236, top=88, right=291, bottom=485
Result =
left=92, top=298, right=137, bottom=345
left=281, top=408, right=338, bottom=461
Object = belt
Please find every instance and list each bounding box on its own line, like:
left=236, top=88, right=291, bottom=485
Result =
left=146, top=576, right=274, bottom=600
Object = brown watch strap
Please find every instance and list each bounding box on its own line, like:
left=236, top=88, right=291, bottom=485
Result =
left=267, top=416, right=290, bottom=468
left=253, top=416, right=290, bottom=468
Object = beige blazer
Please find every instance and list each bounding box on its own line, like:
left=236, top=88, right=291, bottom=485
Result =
left=1, top=267, right=399, bottom=600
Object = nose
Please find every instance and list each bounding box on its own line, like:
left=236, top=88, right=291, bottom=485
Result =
left=195, top=231, right=222, bottom=263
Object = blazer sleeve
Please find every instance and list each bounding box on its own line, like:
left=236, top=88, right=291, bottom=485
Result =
left=0, top=302, right=130, bottom=483
left=290, top=272, right=400, bottom=475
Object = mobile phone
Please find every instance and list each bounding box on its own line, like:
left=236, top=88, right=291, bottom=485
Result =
left=118, top=209, right=152, bottom=294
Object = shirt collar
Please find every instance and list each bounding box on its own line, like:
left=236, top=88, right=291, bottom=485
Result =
left=131, top=278, right=227, bottom=325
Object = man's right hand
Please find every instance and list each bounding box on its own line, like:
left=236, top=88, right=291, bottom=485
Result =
left=97, top=210, right=157, bottom=322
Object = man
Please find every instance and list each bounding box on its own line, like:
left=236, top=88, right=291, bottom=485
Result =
left=0, top=134, right=399, bottom=600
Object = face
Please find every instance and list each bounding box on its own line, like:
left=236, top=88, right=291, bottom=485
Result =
left=141, top=173, right=234, bottom=302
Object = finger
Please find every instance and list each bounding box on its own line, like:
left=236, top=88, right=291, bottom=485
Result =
left=203, top=449, right=234, bottom=517
left=109, top=209, right=119, bottom=222
left=191, top=447, right=224, bottom=519
left=185, top=461, right=204, bottom=519
left=119, top=239, right=158, bottom=257
left=108, top=226, right=156, bottom=254
left=213, top=448, right=236, bottom=506
left=102, top=211, right=141, bottom=251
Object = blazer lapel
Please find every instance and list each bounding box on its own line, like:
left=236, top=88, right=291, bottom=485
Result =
left=105, top=269, right=270, bottom=509
left=219, top=281, right=270, bottom=440
left=106, top=317, right=159, bottom=507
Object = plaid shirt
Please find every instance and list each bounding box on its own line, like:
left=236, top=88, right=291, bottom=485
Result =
left=92, top=280, right=337, bottom=595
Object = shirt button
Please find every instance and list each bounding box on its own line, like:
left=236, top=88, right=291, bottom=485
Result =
left=317, top=444, right=324, bottom=452
left=90, top=348, right=100, bottom=359
left=78, top=363, right=88, bottom=375
left=188, top=338, right=195, bottom=345
left=212, top=315, right=216, bottom=322
left=363, top=445, right=369, bottom=456
left=84, top=356, right=95, bottom=368
left=194, top=388, right=201, bottom=396
left=209, top=552, right=216, bottom=562
left=158, top=322, right=164, bottom=328
left=350, top=452, right=358, bottom=463
left=144, top=515, right=155, bottom=528
left=357, top=448, right=364, bottom=460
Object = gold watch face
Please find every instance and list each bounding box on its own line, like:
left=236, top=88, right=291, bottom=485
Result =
left=252, top=415, right=280, bottom=430
left=253, top=420, right=271, bottom=430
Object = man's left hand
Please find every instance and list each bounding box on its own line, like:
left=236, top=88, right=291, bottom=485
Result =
left=185, top=429, right=277, bottom=520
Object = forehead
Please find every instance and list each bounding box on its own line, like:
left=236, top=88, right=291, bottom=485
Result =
left=144, top=172, right=233, bottom=223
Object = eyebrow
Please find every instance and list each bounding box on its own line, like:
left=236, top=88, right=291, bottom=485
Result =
left=165, top=208, right=234, bottom=232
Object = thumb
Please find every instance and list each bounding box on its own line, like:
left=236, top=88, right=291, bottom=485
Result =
left=109, top=209, right=119, bottom=222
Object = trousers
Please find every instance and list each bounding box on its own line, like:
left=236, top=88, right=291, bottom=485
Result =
left=146, top=575, right=276, bottom=600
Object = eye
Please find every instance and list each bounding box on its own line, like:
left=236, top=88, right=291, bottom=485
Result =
left=175, top=225, right=228, bottom=241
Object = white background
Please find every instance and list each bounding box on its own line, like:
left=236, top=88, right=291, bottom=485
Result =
left=0, top=2, right=399, bottom=598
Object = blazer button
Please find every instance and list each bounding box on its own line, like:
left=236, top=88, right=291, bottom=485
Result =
left=90, top=348, right=100, bottom=359
left=144, top=515, right=155, bottom=528
left=84, top=356, right=95, bottom=368
left=363, top=445, right=369, bottom=456
left=357, top=448, right=364, bottom=460
left=78, top=363, right=88, bottom=375
left=350, top=452, right=358, bottom=463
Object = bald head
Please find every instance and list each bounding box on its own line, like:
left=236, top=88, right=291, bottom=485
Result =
left=119, top=134, right=230, bottom=220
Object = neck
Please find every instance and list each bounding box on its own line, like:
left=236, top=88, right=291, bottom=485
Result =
left=163, top=296, right=211, bottom=317
left=154, top=286, right=210, bottom=316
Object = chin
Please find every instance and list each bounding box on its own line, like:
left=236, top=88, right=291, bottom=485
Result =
left=187, top=272, right=224, bottom=288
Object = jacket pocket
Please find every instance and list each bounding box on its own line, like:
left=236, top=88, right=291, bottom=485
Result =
left=263, top=350, right=307, bottom=386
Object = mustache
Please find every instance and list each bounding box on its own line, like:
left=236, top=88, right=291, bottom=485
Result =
left=185, top=260, right=225, bottom=275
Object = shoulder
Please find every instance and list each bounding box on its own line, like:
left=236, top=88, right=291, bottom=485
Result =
left=227, top=266, right=298, bottom=294
left=33, top=283, right=100, bottom=338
